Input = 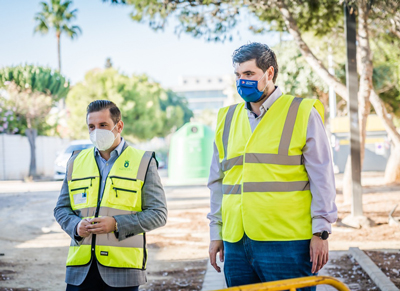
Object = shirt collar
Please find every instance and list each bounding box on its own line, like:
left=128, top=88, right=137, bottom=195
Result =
left=94, top=137, right=125, bottom=157
left=245, top=86, right=283, bottom=113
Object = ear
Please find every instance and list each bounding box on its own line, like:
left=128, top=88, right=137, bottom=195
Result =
left=267, top=66, right=275, bottom=82
left=117, top=120, right=124, bottom=133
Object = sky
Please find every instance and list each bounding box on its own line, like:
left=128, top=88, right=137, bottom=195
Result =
left=0, top=0, right=281, bottom=88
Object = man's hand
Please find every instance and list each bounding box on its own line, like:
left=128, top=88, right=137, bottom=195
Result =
left=209, top=240, right=224, bottom=273
left=310, top=235, right=329, bottom=274
left=86, top=216, right=116, bottom=234
left=77, top=219, right=91, bottom=238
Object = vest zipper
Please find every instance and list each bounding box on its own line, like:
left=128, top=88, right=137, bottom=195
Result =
left=109, top=175, right=137, bottom=185
left=113, top=187, right=137, bottom=198
left=142, top=233, right=147, bottom=270
left=92, top=165, right=102, bottom=255
left=71, top=176, right=97, bottom=187
left=70, top=187, right=89, bottom=192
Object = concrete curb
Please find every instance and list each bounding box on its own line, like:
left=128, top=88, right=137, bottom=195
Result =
left=349, top=247, right=399, bottom=291
left=201, top=260, right=226, bottom=291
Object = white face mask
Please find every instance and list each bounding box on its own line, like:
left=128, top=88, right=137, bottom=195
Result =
left=89, top=123, right=119, bottom=151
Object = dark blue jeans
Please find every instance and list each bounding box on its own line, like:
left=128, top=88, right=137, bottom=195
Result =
left=223, top=233, right=316, bottom=291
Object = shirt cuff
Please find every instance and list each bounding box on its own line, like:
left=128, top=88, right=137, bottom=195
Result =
left=113, top=216, right=119, bottom=239
left=73, top=222, right=84, bottom=244
left=312, top=217, right=332, bottom=234
left=210, top=224, right=223, bottom=241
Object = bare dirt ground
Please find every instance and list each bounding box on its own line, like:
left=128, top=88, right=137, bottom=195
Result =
left=0, top=182, right=210, bottom=291
left=1, top=172, right=399, bottom=291
left=324, top=253, right=379, bottom=291
left=365, top=250, right=400, bottom=289
left=141, top=259, right=207, bottom=291
left=330, top=172, right=400, bottom=250
left=142, top=207, right=210, bottom=291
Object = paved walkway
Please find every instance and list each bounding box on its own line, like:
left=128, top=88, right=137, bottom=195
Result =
left=202, top=251, right=348, bottom=291
left=201, top=261, right=226, bottom=291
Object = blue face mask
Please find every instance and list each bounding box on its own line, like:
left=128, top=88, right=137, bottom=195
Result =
left=236, top=71, right=269, bottom=103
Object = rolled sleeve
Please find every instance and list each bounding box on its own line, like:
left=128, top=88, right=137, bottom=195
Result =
left=303, top=108, right=338, bottom=234
left=207, top=142, right=224, bottom=241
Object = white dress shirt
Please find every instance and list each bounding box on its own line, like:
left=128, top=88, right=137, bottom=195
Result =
left=207, top=86, right=338, bottom=241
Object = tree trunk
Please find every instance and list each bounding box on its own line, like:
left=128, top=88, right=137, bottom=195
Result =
left=25, top=128, right=37, bottom=178
left=275, top=0, right=400, bottom=186
left=384, top=146, right=400, bottom=183
left=369, top=90, right=400, bottom=183
left=57, top=32, right=61, bottom=72
left=275, top=0, right=348, bottom=101
left=342, top=1, right=373, bottom=204
left=369, top=91, right=400, bottom=146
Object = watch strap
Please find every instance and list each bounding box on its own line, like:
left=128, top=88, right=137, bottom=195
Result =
left=313, top=231, right=329, bottom=240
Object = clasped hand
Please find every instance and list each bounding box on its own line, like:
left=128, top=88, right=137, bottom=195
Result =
left=77, top=216, right=116, bottom=237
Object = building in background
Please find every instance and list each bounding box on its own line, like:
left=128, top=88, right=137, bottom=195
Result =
left=172, top=75, right=237, bottom=126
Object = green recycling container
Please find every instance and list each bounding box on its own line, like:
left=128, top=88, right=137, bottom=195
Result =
left=168, top=122, right=214, bottom=185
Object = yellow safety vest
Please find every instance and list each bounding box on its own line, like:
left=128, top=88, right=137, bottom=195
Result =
left=215, top=95, right=324, bottom=243
left=66, top=143, right=154, bottom=269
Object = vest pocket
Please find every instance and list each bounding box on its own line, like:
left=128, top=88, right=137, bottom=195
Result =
left=69, top=176, right=98, bottom=210
left=108, top=187, right=137, bottom=207
left=71, top=187, right=89, bottom=207
left=106, top=175, right=140, bottom=208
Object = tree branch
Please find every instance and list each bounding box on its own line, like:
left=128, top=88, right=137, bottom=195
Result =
left=274, top=0, right=400, bottom=146
left=274, top=0, right=349, bottom=101
left=369, top=90, right=400, bottom=147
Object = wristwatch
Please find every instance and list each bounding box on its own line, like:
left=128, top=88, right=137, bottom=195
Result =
left=113, top=217, right=118, bottom=233
left=313, top=230, right=329, bottom=240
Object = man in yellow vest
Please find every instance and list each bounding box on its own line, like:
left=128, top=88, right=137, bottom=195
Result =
left=54, top=100, right=167, bottom=291
left=207, top=43, right=337, bottom=290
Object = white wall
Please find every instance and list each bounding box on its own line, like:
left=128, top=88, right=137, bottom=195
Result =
left=0, top=134, right=69, bottom=180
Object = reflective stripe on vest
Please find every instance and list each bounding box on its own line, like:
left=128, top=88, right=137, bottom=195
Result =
left=66, top=145, right=153, bottom=269
left=215, top=95, right=324, bottom=242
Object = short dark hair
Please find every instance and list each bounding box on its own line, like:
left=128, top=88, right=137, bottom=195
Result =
left=232, top=42, right=279, bottom=83
left=86, top=100, right=121, bottom=125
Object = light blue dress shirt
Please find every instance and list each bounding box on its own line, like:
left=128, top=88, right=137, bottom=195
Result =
left=94, top=137, right=126, bottom=199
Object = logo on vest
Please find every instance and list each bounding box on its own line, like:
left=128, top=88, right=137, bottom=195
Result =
left=124, top=161, right=130, bottom=168
left=100, top=251, right=108, bottom=256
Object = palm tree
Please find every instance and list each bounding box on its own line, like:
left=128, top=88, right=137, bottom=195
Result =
left=34, top=0, right=81, bottom=72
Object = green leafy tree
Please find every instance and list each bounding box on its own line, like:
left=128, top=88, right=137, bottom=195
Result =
left=0, top=65, right=69, bottom=177
left=275, top=41, right=329, bottom=97
left=34, top=0, right=81, bottom=72
left=370, top=38, right=400, bottom=118
left=66, top=68, right=192, bottom=141
left=159, top=90, right=193, bottom=131
left=0, top=101, right=22, bottom=135
left=103, top=0, right=400, bottom=192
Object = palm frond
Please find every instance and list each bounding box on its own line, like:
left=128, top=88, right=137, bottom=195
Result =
left=34, top=21, right=49, bottom=34
left=33, top=0, right=82, bottom=52
left=71, top=25, right=82, bottom=34
left=39, top=2, right=50, bottom=13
